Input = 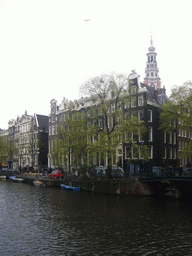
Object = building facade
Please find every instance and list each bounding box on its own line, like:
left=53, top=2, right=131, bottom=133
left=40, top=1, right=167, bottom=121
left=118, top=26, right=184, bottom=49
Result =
left=0, top=112, right=49, bottom=170
left=47, top=39, right=181, bottom=175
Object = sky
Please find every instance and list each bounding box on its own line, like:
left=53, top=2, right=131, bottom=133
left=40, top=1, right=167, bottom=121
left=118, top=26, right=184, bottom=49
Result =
left=0, top=0, right=192, bottom=129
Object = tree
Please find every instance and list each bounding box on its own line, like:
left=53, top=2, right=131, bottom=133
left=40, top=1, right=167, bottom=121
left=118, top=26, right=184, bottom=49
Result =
left=51, top=101, right=95, bottom=172
left=0, top=136, right=8, bottom=166
left=7, top=135, right=18, bottom=169
left=160, top=81, right=192, bottom=160
left=80, top=73, right=149, bottom=176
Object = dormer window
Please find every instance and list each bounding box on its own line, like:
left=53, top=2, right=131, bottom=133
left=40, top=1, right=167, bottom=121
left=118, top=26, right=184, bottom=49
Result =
left=131, top=86, right=137, bottom=95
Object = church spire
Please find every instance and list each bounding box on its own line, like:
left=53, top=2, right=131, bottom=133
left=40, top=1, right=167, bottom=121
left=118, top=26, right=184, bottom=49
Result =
left=144, top=37, right=161, bottom=88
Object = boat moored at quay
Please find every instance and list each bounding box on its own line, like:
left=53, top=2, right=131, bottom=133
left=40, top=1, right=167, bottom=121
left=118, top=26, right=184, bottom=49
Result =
left=2, top=170, right=192, bottom=199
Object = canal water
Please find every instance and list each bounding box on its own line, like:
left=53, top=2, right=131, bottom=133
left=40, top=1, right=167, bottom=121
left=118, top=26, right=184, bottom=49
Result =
left=0, top=180, right=192, bottom=255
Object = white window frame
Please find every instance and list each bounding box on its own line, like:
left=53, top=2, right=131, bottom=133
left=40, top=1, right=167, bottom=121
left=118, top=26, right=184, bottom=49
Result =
left=149, top=145, right=153, bottom=159
left=163, top=147, right=167, bottom=159
left=139, top=131, right=144, bottom=142
left=173, top=132, right=176, bottom=144
left=148, top=127, right=153, bottom=142
left=139, top=146, right=144, bottom=159
left=131, top=97, right=137, bottom=108
left=138, top=95, right=144, bottom=106
left=148, top=110, right=152, bottom=122
left=173, top=147, right=176, bottom=159
left=138, top=110, right=144, bottom=122
left=168, top=147, right=172, bottom=159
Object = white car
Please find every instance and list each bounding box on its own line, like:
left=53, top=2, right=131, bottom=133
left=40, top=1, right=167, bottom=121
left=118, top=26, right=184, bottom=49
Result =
left=94, top=166, right=124, bottom=177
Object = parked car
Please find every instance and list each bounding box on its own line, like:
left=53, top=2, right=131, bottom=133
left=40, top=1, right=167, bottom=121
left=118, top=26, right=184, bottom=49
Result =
left=94, top=166, right=124, bottom=178
left=1, top=168, right=8, bottom=172
left=48, top=170, right=65, bottom=179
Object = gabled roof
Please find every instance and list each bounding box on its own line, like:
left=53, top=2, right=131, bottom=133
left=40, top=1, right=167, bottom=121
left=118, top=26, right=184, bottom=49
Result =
left=140, top=82, right=168, bottom=105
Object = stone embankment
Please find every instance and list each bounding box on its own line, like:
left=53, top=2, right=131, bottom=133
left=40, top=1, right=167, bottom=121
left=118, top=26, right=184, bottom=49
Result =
left=18, top=174, right=153, bottom=196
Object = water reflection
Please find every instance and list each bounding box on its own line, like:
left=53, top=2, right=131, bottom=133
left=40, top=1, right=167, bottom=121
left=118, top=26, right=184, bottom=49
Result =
left=0, top=180, right=192, bottom=255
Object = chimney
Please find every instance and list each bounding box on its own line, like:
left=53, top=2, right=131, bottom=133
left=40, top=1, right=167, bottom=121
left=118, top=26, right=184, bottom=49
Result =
left=162, top=86, right=166, bottom=94
left=154, top=89, right=159, bottom=104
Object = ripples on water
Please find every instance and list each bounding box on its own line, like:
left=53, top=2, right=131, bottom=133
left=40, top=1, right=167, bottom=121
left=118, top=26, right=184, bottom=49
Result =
left=0, top=180, right=192, bottom=255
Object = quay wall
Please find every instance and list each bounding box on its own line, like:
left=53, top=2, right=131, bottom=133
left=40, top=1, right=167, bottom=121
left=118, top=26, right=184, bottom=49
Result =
left=18, top=176, right=153, bottom=196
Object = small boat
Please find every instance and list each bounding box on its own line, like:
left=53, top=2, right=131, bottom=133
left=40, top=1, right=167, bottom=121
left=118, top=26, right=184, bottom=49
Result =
left=61, top=184, right=80, bottom=191
left=0, top=176, right=6, bottom=179
left=33, top=180, right=45, bottom=187
left=9, top=176, right=17, bottom=180
left=12, top=177, right=23, bottom=183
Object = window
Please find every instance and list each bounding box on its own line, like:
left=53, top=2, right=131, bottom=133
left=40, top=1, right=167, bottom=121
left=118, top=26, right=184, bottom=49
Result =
left=173, top=147, right=176, bottom=159
left=139, top=146, right=144, bottom=159
left=124, top=100, right=130, bottom=109
left=178, top=141, right=181, bottom=151
left=168, top=147, right=172, bottom=159
left=147, top=73, right=149, bottom=77
left=111, top=103, right=115, bottom=112
left=125, top=146, right=131, bottom=159
left=132, top=145, right=139, bottom=159
left=133, top=133, right=138, bottom=142
left=131, top=86, right=137, bottom=95
left=163, top=147, right=167, bottom=159
left=138, top=95, right=144, bottom=106
left=151, top=72, right=154, bottom=76
left=112, top=153, right=116, bottom=165
left=148, top=127, right=153, bottom=142
left=52, top=125, right=55, bottom=135
left=148, top=110, right=152, bottom=122
left=173, top=132, right=176, bottom=144
left=139, top=131, right=144, bottom=142
left=138, top=110, right=144, bottom=122
left=169, top=132, right=172, bottom=144
left=118, top=102, right=122, bottom=109
left=98, top=119, right=103, bottom=129
left=131, top=97, right=137, bottom=107
left=163, top=132, right=166, bottom=143
left=107, top=116, right=110, bottom=128
left=149, top=145, right=153, bottom=159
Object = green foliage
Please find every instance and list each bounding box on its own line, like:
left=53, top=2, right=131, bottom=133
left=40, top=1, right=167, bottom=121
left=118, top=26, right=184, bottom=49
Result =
left=51, top=73, right=149, bottom=173
left=0, top=137, right=8, bottom=164
left=160, top=81, right=192, bottom=159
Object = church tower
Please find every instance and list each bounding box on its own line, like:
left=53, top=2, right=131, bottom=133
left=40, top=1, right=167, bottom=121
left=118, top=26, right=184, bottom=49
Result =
left=144, top=37, right=161, bottom=88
